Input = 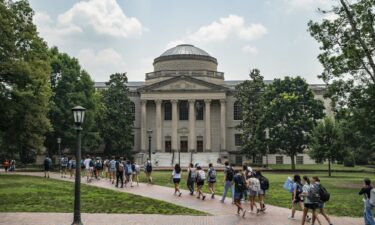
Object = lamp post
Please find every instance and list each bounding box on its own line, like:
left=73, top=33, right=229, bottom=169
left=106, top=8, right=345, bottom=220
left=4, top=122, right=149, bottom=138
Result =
left=265, top=128, right=269, bottom=168
left=71, top=105, right=85, bottom=225
left=147, top=130, right=153, bottom=162
left=57, top=137, right=61, bottom=170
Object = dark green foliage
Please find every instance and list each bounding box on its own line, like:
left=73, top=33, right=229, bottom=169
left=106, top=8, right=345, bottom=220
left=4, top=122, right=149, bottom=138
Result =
left=99, top=73, right=134, bottom=157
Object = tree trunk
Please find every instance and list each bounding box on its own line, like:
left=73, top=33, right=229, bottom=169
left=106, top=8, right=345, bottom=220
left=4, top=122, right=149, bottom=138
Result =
left=291, top=155, right=296, bottom=171
left=328, top=159, right=331, bottom=177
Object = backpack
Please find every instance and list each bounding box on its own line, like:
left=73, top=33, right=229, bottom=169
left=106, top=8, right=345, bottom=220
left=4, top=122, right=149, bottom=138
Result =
left=146, top=162, right=152, bottom=173
left=308, top=184, right=321, bottom=203
left=89, top=160, right=94, bottom=167
left=235, top=174, right=247, bottom=192
left=110, top=160, right=116, bottom=170
left=250, top=177, right=260, bottom=192
left=125, top=164, right=133, bottom=175
left=259, top=175, right=270, bottom=190
left=44, top=158, right=50, bottom=167
left=96, top=161, right=103, bottom=170
left=118, top=162, right=124, bottom=172
left=197, top=170, right=206, bottom=182
left=318, top=184, right=330, bottom=202
left=61, top=157, right=68, bottom=166
left=369, top=188, right=375, bottom=206
left=283, top=178, right=294, bottom=193
left=209, top=168, right=216, bottom=180
left=226, top=167, right=234, bottom=181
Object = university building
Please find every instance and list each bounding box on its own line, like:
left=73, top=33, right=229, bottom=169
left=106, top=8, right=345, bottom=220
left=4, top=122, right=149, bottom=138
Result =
left=95, top=44, right=331, bottom=166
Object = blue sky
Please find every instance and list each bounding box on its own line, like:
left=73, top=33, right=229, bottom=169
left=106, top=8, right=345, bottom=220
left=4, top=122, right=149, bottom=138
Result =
left=29, top=0, right=336, bottom=83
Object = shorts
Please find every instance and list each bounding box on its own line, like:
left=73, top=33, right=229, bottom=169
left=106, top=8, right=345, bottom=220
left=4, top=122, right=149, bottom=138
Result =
left=44, top=166, right=50, bottom=171
left=317, top=202, right=324, bottom=209
left=61, top=166, right=67, bottom=170
left=234, top=192, right=243, bottom=200
left=304, top=203, right=318, bottom=210
left=208, top=180, right=216, bottom=184
left=249, top=190, right=258, bottom=197
left=258, top=189, right=265, bottom=195
left=109, top=168, right=116, bottom=173
left=173, top=178, right=181, bottom=184
left=292, top=194, right=302, bottom=203
left=197, top=181, right=204, bottom=186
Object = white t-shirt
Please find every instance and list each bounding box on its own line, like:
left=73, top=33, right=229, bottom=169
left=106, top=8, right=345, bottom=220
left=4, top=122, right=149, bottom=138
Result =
left=172, top=170, right=181, bottom=179
left=84, top=158, right=91, bottom=169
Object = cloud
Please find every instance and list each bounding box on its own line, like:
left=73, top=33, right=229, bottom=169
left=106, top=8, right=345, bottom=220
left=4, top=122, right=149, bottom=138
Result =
left=242, top=45, right=258, bottom=55
left=77, top=48, right=128, bottom=81
left=188, top=15, right=267, bottom=42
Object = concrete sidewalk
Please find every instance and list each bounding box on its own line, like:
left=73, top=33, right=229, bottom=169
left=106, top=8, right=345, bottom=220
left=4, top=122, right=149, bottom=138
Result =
left=1, top=172, right=364, bottom=225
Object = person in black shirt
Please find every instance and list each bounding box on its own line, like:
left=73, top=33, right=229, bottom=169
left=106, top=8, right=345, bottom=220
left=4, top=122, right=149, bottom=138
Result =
left=359, top=178, right=375, bottom=225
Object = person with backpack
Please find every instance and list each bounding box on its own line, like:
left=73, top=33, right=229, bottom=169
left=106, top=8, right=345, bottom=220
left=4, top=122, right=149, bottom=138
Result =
left=241, top=165, right=251, bottom=201
left=359, top=178, right=375, bottom=225
left=247, top=172, right=260, bottom=214
left=300, top=176, right=319, bottom=225
left=234, top=169, right=247, bottom=217
left=207, top=163, right=216, bottom=199
left=103, top=157, right=109, bottom=180
left=256, top=170, right=269, bottom=212
left=144, top=159, right=153, bottom=184
left=221, top=161, right=234, bottom=204
left=43, top=155, right=52, bottom=178
left=94, top=157, right=103, bottom=180
left=124, top=160, right=133, bottom=187
left=187, top=163, right=196, bottom=195
left=9, top=159, right=16, bottom=172
left=312, top=176, right=333, bottom=225
left=60, top=155, right=68, bottom=178
left=289, top=174, right=306, bottom=220
left=171, top=163, right=182, bottom=197
left=115, top=157, right=124, bottom=188
left=90, top=156, right=97, bottom=180
left=195, top=166, right=206, bottom=200
left=133, top=162, right=141, bottom=186
left=109, top=156, right=116, bottom=184
left=68, top=157, right=76, bottom=179
left=83, top=155, right=92, bottom=182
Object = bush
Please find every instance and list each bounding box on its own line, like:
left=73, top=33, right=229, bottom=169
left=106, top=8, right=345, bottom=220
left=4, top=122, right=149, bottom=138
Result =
left=343, top=156, right=355, bottom=167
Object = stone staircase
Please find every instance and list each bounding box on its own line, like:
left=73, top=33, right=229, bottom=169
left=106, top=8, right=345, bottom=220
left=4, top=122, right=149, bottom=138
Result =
left=147, top=152, right=222, bottom=167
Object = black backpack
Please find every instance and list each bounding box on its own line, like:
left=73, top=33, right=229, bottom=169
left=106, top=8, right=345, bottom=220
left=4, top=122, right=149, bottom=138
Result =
left=226, top=167, right=234, bottom=181
left=318, top=184, right=330, bottom=202
left=146, top=163, right=152, bottom=173
left=235, top=175, right=246, bottom=192
left=308, top=184, right=321, bottom=203
left=259, top=175, right=270, bottom=190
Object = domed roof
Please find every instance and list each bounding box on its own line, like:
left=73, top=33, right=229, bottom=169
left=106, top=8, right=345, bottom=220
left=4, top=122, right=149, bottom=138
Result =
left=160, top=44, right=211, bottom=57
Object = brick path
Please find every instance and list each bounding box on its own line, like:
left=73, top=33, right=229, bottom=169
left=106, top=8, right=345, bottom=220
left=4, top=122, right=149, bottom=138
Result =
left=0, top=172, right=364, bottom=225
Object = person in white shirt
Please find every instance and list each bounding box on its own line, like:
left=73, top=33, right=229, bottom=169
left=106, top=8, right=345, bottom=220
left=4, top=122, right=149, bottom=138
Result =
left=171, top=164, right=182, bottom=197
left=83, top=155, right=92, bottom=182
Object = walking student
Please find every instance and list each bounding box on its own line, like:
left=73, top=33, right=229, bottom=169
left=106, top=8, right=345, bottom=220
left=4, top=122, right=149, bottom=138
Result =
left=247, top=172, right=260, bottom=214
left=60, top=155, right=68, bottom=178
left=221, top=161, right=235, bottom=203
left=68, top=157, right=76, bottom=178
left=207, top=163, right=216, bottom=199
left=312, top=176, right=333, bottom=225
left=359, top=178, right=375, bottom=225
left=109, top=156, right=116, bottom=184
left=125, top=160, right=133, bottom=187
left=133, top=162, right=141, bottom=186
left=300, top=176, right=319, bottom=225
left=116, top=157, right=124, bottom=188
left=2, top=159, right=9, bottom=172
left=234, top=169, right=247, bottom=217
left=43, top=155, right=52, bottom=178
left=144, top=159, right=153, bottom=184
left=289, top=174, right=305, bottom=220
left=257, top=170, right=269, bottom=212
left=83, top=155, right=92, bottom=182
left=196, top=166, right=206, bottom=200
left=172, top=164, right=182, bottom=196
left=187, top=163, right=196, bottom=195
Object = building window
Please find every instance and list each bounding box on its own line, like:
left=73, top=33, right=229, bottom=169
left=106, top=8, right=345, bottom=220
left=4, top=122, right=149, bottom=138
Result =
left=235, top=156, right=243, bottom=166
left=130, top=101, right=135, bottom=121
left=197, top=136, right=203, bottom=152
left=276, top=156, right=283, bottom=164
left=179, top=101, right=189, bottom=120
left=254, top=156, right=263, bottom=164
left=296, top=156, right=304, bottom=165
left=164, top=102, right=172, bottom=120
left=235, top=134, right=242, bottom=147
left=233, top=101, right=243, bottom=120
left=195, top=101, right=204, bottom=120
left=165, top=136, right=171, bottom=152
left=180, top=136, right=188, bottom=152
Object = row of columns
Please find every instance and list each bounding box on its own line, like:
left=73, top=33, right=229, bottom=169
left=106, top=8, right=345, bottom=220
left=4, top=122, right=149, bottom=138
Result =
left=140, top=99, right=226, bottom=153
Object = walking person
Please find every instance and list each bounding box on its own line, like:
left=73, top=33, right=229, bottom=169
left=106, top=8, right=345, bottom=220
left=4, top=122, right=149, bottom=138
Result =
left=300, top=176, right=319, bottom=225
left=94, top=157, right=103, bottom=180
left=144, top=159, right=153, bottom=184
left=257, top=170, right=269, bottom=212
left=132, top=162, right=141, bottom=186
left=312, top=176, right=333, bottom=225
left=60, top=155, right=68, bottom=178
left=289, top=174, right=305, bottom=220
left=9, top=159, right=16, bottom=171
left=196, top=166, right=206, bottom=200
left=359, top=178, right=375, bottom=225
left=242, top=165, right=251, bottom=201
left=103, top=157, right=109, bottom=180
left=68, top=157, right=76, bottom=178
left=125, top=160, right=133, bottom=187
left=247, top=172, right=260, bottom=214
left=43, top=155, right=52, bottom=178
left=83, top=155, right=92, bottom=182
left=187, top=163, right=196, bottom=195
left=2, top=159, right=9, bottom=172
left=221, top=161, right=235, bottom=203
left=172, top=164, right=182, bottom=196
left=115, top=157, right=124, bottom=188
left=109, top=156, right=116, bottom=184
left=234, top=170, right=247, bottom=217
left=207, top=163, right=216, bottom=199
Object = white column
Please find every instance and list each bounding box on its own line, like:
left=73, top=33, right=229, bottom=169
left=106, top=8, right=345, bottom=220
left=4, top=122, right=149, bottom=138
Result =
left=140, top=100, right=147, bottom=152
left=171, top=100, right=178, bottom=152
left=155, top=99, right=162, bottom=152
left=220, top=99, right=226, bottom=151
left=204, top=99, right=211, bottom=151
left=188, top=99, right=196, bottom=152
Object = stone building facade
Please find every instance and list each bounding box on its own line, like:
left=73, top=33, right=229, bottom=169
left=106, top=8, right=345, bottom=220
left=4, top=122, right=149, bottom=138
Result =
left=95, top=44, right=331, bottom=166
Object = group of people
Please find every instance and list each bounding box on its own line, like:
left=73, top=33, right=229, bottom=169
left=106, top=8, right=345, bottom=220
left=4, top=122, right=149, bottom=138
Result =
left=2, top=159, right=16, bottom=172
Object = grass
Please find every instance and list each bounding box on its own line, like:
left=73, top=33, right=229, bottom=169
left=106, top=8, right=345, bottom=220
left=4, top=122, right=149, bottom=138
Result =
left=0, top=174, right=205, bottom=215
left=139, top=170, right=374, bottom=217
left=268, top=164, right=375, bottom=172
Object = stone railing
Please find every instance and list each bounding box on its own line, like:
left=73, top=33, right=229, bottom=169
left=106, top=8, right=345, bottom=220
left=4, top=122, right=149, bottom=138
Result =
left=145, top=70, right=224, bottom=80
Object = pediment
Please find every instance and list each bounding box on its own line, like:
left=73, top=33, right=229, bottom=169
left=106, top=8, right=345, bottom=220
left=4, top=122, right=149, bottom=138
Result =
left=138, top=76, right=228, bottom=92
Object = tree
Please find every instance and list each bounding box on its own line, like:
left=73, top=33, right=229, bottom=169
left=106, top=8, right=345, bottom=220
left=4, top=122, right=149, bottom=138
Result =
left=45, top=47, right=101, bottom=156
left=235, top=69, right=268, bottom=163
left=0, top=0, right=52, bottom=163
left=263, top=77, right=325, bottom=170
left=309, top=117, right=345, bottom=176
left=99, top=73, right=134, bottom=157
left=308, top=0, right=375, bottom=163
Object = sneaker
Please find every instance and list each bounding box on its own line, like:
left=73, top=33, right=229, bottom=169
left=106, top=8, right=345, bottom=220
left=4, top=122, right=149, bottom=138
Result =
left=202, top=196, right=206, bottom=201
left=211, top=193, right=215, bottom=199
left=242, top=209, right=247, bottom=218
left=288, top=216, right=296, bottom=220
left=179, top=192, right=182, bottom=197
left=256, top=209, right=260, bottom=214
left=197, top=196, right=200, bottom=199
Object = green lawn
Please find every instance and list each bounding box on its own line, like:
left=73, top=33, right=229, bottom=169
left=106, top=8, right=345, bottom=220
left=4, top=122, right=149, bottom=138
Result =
left=0, top=174, right=205, bottom=215
left=140, top=170, right=374, bottom=217
left=268, top=164, right=375, bottom=172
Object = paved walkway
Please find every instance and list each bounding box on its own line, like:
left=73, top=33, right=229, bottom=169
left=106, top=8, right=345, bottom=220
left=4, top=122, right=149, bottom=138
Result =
left=1, top=172, right=364, bottom=225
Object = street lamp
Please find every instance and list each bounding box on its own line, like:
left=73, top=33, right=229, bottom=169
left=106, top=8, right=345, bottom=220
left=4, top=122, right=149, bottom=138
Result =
left=57, top=137, right=61, bottom=171
left=71, top=105, right=85, bottom=225
left=147, top=130, right=153, bottom=162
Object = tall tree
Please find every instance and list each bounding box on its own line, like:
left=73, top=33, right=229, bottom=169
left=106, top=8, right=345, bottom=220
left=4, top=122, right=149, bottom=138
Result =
left=0, top=0, right=52, bottom=162
left=263, top=77, right=325, bottom=170
left=309, top=117, right=345, bottom=176
left=46, top=47, right=101, bottom=156
left=308, top=0, right=375, bottom=163
left=100, top=73, right=134, bottom=157
left=235, top=69, right=268, bottom=162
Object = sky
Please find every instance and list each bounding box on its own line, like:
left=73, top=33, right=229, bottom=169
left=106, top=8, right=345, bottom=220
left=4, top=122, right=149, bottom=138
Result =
left=28, top=0, right=338, bottom=84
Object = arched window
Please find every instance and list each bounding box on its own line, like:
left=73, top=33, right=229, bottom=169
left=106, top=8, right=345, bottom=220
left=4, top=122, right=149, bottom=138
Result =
left=233, top=101, right=243, bottom=120
left=130, top=101, right=135, bottom=121
left=164, top=102, right=172, bottom=120
left=179, top=100, right=189, bottom=120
